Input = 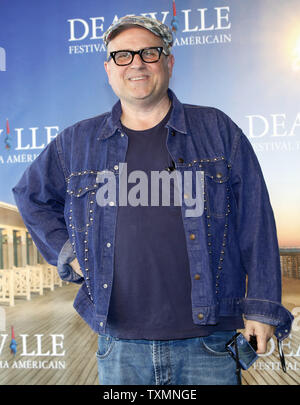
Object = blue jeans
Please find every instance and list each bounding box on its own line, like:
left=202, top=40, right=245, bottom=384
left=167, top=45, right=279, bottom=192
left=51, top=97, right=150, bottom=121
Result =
left=96, top=330, right=239, bottom=385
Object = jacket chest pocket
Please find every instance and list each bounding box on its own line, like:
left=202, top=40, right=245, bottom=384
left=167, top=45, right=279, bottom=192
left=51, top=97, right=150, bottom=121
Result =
left=202, top=160, right=231, bottom=218
left=66, top=172, right=98, bottom=232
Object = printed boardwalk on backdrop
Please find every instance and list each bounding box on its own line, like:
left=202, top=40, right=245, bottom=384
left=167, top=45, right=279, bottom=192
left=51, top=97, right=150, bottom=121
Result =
left=0, top=283, right=98, bottom=385
left=0, top=278, right=299, bottom=385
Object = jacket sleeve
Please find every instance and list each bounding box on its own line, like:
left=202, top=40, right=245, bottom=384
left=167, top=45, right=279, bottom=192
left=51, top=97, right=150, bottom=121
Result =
left=12, top=135, right=83, bottom=284
left=230, top=130, right=293, bottom=340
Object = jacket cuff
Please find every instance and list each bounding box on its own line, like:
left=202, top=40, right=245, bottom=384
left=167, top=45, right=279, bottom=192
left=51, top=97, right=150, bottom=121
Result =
left=244, top=314, right=278, bottom=326
left=57, top=239, right=84, bottom=284
left=243, top=298, right=294, bottom=341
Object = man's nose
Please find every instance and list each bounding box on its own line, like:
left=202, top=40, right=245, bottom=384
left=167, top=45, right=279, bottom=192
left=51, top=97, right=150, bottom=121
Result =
left=130, top=53, right=145, bottom=67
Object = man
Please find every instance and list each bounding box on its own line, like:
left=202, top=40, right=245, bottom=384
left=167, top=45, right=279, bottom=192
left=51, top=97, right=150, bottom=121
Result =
left=13, top=15, right=293, bottom=385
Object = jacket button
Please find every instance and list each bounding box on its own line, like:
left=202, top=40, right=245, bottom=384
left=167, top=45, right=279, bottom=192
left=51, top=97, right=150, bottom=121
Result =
left=216, top=172, right=222, bottom=179
left=178, top=158, right=184, bottom=163
left=194, top=274, right=200, bottom=280
left=189, top=233, right=196, bottom=240
left=197, top=313, right=204, bottom=320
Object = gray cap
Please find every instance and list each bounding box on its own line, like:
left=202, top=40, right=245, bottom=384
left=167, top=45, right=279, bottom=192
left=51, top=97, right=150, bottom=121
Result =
left=103, top=15, right=173, bottom=54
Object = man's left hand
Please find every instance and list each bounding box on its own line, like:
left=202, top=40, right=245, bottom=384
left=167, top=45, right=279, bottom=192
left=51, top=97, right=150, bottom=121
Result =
left=244, top=320, right=275, bottom=354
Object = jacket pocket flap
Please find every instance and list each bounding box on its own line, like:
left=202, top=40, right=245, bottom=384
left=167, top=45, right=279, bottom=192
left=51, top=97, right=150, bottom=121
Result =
left=67, top=173, right=98, bottom=197
left=203, top=161, right=230, bottom=183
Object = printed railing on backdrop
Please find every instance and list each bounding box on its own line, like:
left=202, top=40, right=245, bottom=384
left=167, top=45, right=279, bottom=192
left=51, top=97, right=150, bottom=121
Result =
left=0, top=265, right=65, bottom=306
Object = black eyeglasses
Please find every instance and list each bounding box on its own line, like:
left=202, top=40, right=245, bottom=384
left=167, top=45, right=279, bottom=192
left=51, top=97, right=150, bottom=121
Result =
left=108, top=47, right=166, bottom=66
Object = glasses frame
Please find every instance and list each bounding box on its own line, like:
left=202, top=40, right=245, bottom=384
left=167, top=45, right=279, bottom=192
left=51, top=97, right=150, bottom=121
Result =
left=108, top=47, right=165, bottom=66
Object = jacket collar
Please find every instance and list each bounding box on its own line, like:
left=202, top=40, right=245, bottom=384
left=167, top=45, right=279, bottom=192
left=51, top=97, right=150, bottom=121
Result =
left=96, top=88, right=187, bottom=141
left=166, top=89, right=188, bottom=134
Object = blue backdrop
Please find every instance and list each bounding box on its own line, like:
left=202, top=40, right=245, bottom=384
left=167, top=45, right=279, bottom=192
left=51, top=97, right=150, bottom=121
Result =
left=0, top=0, right=300, bottom=386
left=1, top=0, right=299, bottom=248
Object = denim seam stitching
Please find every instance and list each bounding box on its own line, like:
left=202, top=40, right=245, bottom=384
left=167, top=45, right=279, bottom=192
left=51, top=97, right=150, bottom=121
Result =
left=200, top=338, right=231, bottom=357
left=166, top=343, right=172, bottom=385
left=152, top=341, right=160, bottom=385
left=55, top=133, right=69, bottom=181
left=96, top=338, right=115, bottom=359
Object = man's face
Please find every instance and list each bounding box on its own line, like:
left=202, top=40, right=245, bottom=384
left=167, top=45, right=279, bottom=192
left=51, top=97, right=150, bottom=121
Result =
left=104, top=27, right=174, bottom=107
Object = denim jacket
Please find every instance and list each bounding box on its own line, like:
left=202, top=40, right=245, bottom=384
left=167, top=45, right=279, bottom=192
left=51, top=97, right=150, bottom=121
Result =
left=12, top=89, right=293, bottom=340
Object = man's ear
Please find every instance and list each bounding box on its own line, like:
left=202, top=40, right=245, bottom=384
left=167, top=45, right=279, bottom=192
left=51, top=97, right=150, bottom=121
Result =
left=104, top=61, right=111, bottom=84
left=104, top=60, right=109, bottom=75
left=167, top=54, right=175, bottom=78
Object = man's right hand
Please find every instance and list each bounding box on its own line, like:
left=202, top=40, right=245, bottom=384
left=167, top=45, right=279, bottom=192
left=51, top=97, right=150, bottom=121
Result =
left=70, top=257, right=84, bottom=277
